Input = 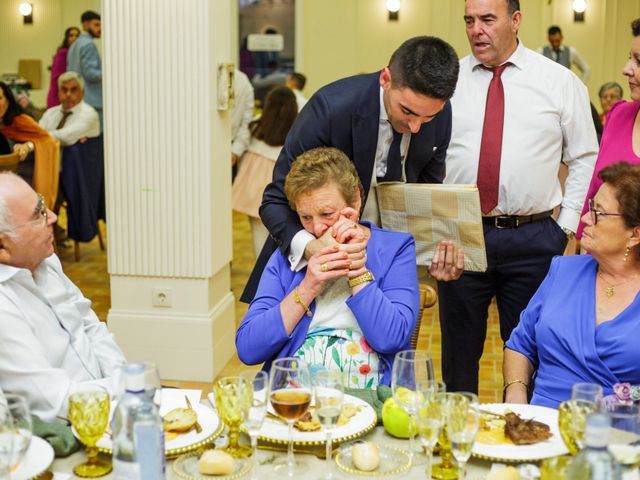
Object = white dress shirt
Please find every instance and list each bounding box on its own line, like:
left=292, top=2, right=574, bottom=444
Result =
left=0, top=255, right=126, bottom=422
left=445, top=41, right=598, bottom=232
left=39, top=101, right=100, bottom=147
left=287, top=88, right=409, bottom=271
left=232, top=69, right=255, bottom=158
left=536, top=45, right=591, bottom=83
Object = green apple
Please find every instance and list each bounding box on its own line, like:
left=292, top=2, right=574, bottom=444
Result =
left=381, top=396, right=417, bottom=439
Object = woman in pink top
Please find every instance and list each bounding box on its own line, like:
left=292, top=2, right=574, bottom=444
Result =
left=46, top=27, right=80, bottom=108
left=578, top=18, right=640, bottom=238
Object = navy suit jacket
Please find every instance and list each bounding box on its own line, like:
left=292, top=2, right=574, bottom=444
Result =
left=240, top=72, right=452, bottom=303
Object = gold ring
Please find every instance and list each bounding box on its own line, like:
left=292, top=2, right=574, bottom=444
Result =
left=321, top=263, right=328, bottom=272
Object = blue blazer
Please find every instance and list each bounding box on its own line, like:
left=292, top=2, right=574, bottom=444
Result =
left=241, top=72, right=451, bottom=302
left=235, top=224, right=420, bottom=386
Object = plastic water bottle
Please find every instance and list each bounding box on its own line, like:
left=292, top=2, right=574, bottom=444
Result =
left=112, top=363, right=165, bottom=479
left=566, top=413, right=621, bottom=480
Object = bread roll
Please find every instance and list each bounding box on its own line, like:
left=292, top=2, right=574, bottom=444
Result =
left=488, top=466, right=520, bottom=480
left=198, top=449, right=235, bottom=475
left=164, top=407, right=197, bottom=432
left=352, top=442, right=380, bottom=472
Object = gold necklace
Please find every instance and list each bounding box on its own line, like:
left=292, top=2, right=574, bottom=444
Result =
left=597, top=269, right=638, bottom=298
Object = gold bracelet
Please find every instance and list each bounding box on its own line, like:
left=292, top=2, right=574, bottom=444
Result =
left=348, top=271, right=375, bottom=288
left=503, top=379, right=528, bottom=393
left=294, top=286, right=312, bottom=317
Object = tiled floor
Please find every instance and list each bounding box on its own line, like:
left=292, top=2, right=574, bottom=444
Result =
left=60, top=211, right=504, bottom=403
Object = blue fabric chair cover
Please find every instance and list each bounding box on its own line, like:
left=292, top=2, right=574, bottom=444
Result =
left=60, top=136, right=105, bottom=242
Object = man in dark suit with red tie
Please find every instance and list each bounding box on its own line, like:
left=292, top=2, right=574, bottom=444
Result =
left=241, top=36, right=460, bottom=303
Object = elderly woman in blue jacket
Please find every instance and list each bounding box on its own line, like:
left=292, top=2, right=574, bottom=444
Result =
left=236, top=147, right=422, bottom=388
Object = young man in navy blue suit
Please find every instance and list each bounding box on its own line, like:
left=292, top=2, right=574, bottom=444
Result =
left=241, top=36, right=460, bottom=303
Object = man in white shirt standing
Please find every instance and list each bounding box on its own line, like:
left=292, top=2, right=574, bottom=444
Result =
left=0, top=173, right=126, bottom=422
left=538, top=25, right=591, bottom=83
left=439, top=0, right=598, bottom=394
left=39, top=71, right=100, bottom=147
left=231, top=69, right=255, bottom=168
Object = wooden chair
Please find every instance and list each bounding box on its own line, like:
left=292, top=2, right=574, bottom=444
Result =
left=0, top=153, right=20, bottom=173
left=409, top=283, right=438, bottom=350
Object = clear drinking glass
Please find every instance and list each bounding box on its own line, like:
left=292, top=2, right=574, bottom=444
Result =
left=571, top=383, right=603, bottom=406
left=314, top=370, right=344, bottom=479
left=68, top=385, right=112, bottom=477
left=446, top=392, right=480, bottom=480
left=4, top=395, right=32, bottom=472
left=391, top=349, right=434, bottom=461
left=0, top=400, right=13, bottom=480
left=417, top=380, right=446, bottom=479
left=269, top=357, right=312, bottom=477
left=605, top=402, right=640, bottom=469
left=240, top=370, right=269, bottom=480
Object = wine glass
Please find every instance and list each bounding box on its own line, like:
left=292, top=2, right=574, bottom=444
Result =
left=314, top=370, right=344, bottom=479
left=4, top=395, right=32, bottom=472
left=572, top=383, right=603, bottom=406
left=391, top=349, right=434, bottom=461
left=446, top=392, right=479, bottom=480
left=113, top=361, right=162, bottom=408
left=0, top=400, right=13, bottom=479
left=431, top=392, right=459, bottom=480
left=68, top=385, right=112, bottom=477
left=240, top=370, right=269, bottom=480
left=605, top=402, right=640, bottom=469
left=214, top=376, right=252, bottom=458
left=558, top=399, right=599, bottom=455
left=417, top=380, right=446, bottom=479
left=269, top=357, right=312, bottom=477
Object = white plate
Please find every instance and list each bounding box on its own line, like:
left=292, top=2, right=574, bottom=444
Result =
left=12, top=436, right=54, bottom=480
left=260, top=393, right=376, bottom=445
left=472, top=403, right=569, bottom=462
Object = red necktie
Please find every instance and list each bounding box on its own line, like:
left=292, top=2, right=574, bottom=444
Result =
left=477, top=64, right=509, bottom=214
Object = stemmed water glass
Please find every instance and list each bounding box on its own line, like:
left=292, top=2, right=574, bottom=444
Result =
left=0, top=400, right=13, bottom=480
left=68, top=385, right=112, bottom=477
left=269, top=357, right=312, bottom=477
left=391, top=349, right=434, bottom=462
left=314, top=370, right=344, bottom=479
left=446, top=392, right=480, bottom=480
left=240, top=371, right=269, bottom=480
left=214, top=376, right=252, bottom=458
left=4, top=395, right=32, bottom=473
left=417, top=380, right=446, bottom=479
left=605, top=402, right=640, bottom=469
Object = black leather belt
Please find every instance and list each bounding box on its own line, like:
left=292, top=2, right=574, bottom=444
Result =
left=482, top=210, right=553, bottom=229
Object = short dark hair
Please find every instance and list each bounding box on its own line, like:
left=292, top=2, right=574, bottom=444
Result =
left=81, top=10, right=101, bottom=23
left=599, top=162, right=640, bottom=230
left=632, top=18, right=640, bottom=36
left=288, top=73, right=306, bottom=90
left=388, top=36, right=459, bottom=100
left=507, top=0, right=520, bottom=15
left=0, top=82, right=24, bottom=127
left=548, top=25, right=562, bottom=36
left=250, top=86, right=298, bottom=146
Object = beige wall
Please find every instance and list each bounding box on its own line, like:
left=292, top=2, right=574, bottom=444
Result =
left=1, top=0, right=100, bottom=105
left=300, top=0, right=640, bottom=106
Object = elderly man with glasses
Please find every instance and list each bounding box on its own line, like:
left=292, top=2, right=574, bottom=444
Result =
left=0, top=172, right=126, bottom=422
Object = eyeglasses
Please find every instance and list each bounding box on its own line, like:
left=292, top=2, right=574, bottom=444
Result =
left=588, top=198, right=624, bottom=225
left=2, top=193, right=48, bottom=232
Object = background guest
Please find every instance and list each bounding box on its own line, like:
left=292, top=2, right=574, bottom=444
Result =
left=231, top=69, right=255, bottom=169
left=504, top=162, right=640, bottom=407
left=598, top=81, right=624, bottom=125
left=46, top=27, right=80, bottom=109
left=286, top=72, right=308, bottom=111
left=232, top=86, right=297, bottom=258
left=0, top=82, right=60, bottom=209
left=578, top=19, right=640, bottom=238
left=538, top=25, right=591, bottom=83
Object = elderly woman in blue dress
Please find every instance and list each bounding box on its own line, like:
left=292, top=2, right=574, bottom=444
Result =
left=504, top=161, right=640, bottom=407
left=236, top=147, right=463, bottom=388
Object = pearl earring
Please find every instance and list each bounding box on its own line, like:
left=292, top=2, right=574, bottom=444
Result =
left=624, top=246, right=630, bottom=262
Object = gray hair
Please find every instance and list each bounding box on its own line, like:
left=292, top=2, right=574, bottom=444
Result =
left=58, top=71, right=85, bottom=90
left=598, top=82, right=623, bottom=99
left=0, top=172, right=20, bottom=238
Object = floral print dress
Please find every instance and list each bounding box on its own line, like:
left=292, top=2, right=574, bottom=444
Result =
left=295, top=278, right=384, bottom=389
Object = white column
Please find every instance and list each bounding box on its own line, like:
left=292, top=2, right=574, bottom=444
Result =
left=103, top=0, right=235, bottom=381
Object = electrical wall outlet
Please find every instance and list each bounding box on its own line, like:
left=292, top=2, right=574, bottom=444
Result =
left=152, top=288, right=172, bottom=307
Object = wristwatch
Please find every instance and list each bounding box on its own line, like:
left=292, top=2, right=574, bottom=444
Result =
left=348, top=271, right=375, bottom=288
left=25, top=141, right=34, bottom=152
left=561, top=227, right=575, bottom=240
